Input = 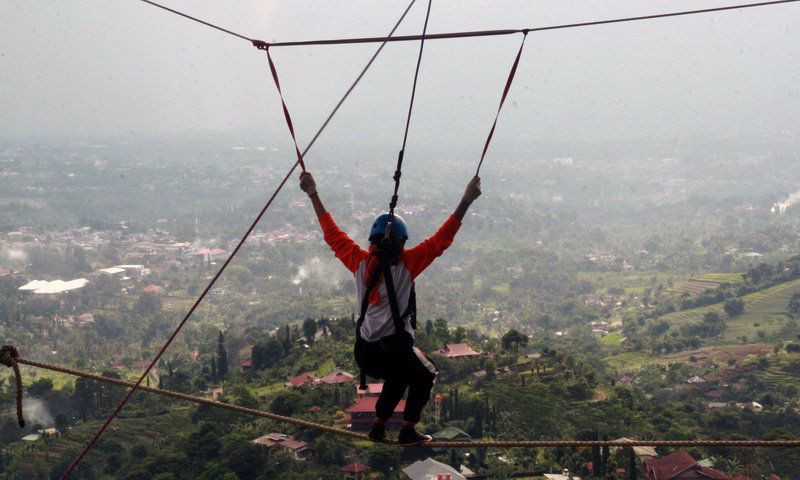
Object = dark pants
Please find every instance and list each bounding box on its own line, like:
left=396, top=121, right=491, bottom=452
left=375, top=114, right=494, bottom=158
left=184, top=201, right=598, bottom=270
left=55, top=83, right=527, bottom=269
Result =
left=357, top=333, right=437, bottom=423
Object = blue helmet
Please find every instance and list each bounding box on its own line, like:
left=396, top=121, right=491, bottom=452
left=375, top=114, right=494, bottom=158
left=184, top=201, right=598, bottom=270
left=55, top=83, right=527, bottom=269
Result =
left=370, top=214, right=408, bottom=242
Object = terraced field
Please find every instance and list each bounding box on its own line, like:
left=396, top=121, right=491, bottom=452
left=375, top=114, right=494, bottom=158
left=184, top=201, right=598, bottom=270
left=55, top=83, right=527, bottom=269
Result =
left=694, top=273, right=745, bottom=284
left=604, top=351, right=650, bottom=370
left=669, top=279, right=721, bottom=296
left=659, top=278, right=800, bottom=343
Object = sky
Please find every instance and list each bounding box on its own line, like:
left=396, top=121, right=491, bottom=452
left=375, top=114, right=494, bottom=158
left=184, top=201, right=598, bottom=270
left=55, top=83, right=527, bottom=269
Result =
left=1, top=0, right=799, bottom=146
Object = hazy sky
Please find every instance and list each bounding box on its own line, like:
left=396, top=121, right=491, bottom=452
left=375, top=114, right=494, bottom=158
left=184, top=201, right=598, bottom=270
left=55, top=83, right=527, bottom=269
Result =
left=2, top=0, right=799, bottom=146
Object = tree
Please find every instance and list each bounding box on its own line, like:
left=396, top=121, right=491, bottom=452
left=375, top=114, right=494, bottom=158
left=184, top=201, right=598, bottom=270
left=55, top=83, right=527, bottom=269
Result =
left=723, top=298, right=745, bottom=317
left=501, top=329, right=528, bottom=352
left=251, top=343, right=266, bottom=370
left=315, top=433, right=345, bottom=465
left=216, top=331, right=228, bottom=378
left=788, top=293, right=800, bottom=317
left=27, top=377, right=54, bottom=397
left=367, top=444, right=401, bottom=476
left=263, top=338, right=285, bottom=367
left=302, top=318, right=317, bottom=344
left=134, top=292, right=162, bottom=316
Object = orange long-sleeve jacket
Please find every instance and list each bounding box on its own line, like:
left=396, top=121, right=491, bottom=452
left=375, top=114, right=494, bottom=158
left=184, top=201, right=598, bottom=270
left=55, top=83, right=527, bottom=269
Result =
left=318, top=212, right=461, bottom=342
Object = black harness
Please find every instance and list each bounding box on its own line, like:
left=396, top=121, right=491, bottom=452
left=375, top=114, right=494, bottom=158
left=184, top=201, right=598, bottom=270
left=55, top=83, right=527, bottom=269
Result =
left=354, top=246, right=416, bottom=390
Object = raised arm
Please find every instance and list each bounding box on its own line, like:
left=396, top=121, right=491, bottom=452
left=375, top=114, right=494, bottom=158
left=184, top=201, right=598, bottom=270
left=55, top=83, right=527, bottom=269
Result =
left=300, top=172, right=327, bottom=218
left=299, top=171, right=367, bottom=272
left=454, top=175, right=482, bottom=221
left=402, top=176, right=482, bottom=278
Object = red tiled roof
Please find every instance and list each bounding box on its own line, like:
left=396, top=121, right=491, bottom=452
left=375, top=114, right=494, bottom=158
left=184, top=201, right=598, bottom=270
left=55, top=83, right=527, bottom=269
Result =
left=315, top=371, right=356, bottom=385
left=241, top=360, right=252, bottom=367
left=646, top=450, right=698, bottom=480
left=341, top=463, right=369, bottom=473
left=287, top=373, right=317, bottom=387
left=356, top=383, right=383, bottom=395
left=433, top=343, right=481, bottom=358
left=645, top=450, right=728, bottom=480
left=346, top=396, right=405, bottom=413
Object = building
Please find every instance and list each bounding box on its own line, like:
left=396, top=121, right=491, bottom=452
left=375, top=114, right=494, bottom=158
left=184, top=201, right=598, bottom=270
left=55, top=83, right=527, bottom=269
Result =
left=340, top=463, right=369, bottom=480
left=645, top=450, right=728, bottom=480
left=610, top=438, right=658, bottom=459
left=251, top=433, right=315, bottom=461
left=431, top=343, right=481, bottom=359
left=286, top=372, right=317, bottom=388
left=403, top=458, right=465, bottom=480
left=431, top=426, right=472, bottom=443
left=356, top=383, right=383, bottom=396
left=344, top=396, right=405, bottom=431
left=314, top=370, right=356, bottom=386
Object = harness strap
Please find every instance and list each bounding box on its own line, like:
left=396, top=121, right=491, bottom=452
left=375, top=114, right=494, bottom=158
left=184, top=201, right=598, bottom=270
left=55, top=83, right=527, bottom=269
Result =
left=354, top=247, right=415, bottom=389
left=261, top=46, right=306, bottom=172
left=379, top=259, right=406, bottom=338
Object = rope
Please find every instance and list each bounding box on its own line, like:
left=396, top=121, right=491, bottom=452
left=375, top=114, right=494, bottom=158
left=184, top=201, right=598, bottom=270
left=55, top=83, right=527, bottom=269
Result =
left=137, top=0, right=253, bottom=42
left=264, top=0, right=800, bottom=47
left=7, top=349, right=800, bottom=448
left=256, top=44, right=306, bottom=172
left=137, top=0, right=800, bottom=48
left=475, top=31, right=527, bottom=176
left=0, top=345, right=25, bottom=427
left=387, top=0, right=433, bottom=223
left=62, top=2, right=420, bottom=478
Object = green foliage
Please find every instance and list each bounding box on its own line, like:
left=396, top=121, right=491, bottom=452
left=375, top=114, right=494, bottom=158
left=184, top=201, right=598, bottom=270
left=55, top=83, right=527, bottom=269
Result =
left=501, top=329, right=528, bottom=352
left=723, top=298, right=745, bottom=316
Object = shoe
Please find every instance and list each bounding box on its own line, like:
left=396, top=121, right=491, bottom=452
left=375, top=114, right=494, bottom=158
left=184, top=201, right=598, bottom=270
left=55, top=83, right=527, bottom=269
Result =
left=397, top=427, right=432, bottom=447
left=368, top=422, right=386, bottom=442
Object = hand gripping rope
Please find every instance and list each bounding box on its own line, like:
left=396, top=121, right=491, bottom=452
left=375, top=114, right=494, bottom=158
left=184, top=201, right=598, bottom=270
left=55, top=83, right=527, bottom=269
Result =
left=5, top=344, right=800, bottom=449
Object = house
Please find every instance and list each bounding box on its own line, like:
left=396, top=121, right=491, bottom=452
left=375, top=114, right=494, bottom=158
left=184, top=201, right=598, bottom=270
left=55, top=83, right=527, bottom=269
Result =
left=356, top=383, right=383, bottom=396
left=432, top=343, right=481, bottom=359
left=142, top=285, right=164, bottom=295
left=686, top=376, right=707, bottom=384
left=544, top=470, right=581, bottom=480
left=314, top=370, right=356, bottom=386
left=240, top=360, right=252, bottom=372
left=340, top=463, right=369, bottom=480
left=204, top=387, right=224, bottom=400
left=403, top=458, right=465, bottom=480
left=252, top=433, right=315, bottom=461
left=431, top=426, right=472, bottom=443
left=286, top=373, right=317, bottom=388
left=645, top=449, right=728, bottom=480
left=344, top=396, right=405, bottom=431
left=610, top=438, right=658, bottom=459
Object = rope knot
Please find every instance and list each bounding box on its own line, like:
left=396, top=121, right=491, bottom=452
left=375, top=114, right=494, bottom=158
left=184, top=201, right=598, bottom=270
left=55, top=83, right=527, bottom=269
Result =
left=0, top=344, right=20, bottom=367
left=252, top=39, right=270, bottom=50
left=0, top=345, right=24, bottom=427
left=521, top=29, right=530, bottom=35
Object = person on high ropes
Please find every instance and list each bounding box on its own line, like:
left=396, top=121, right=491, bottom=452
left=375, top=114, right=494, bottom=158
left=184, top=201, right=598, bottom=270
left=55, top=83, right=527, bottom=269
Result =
left=299, top=171, right=481, bottom=446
